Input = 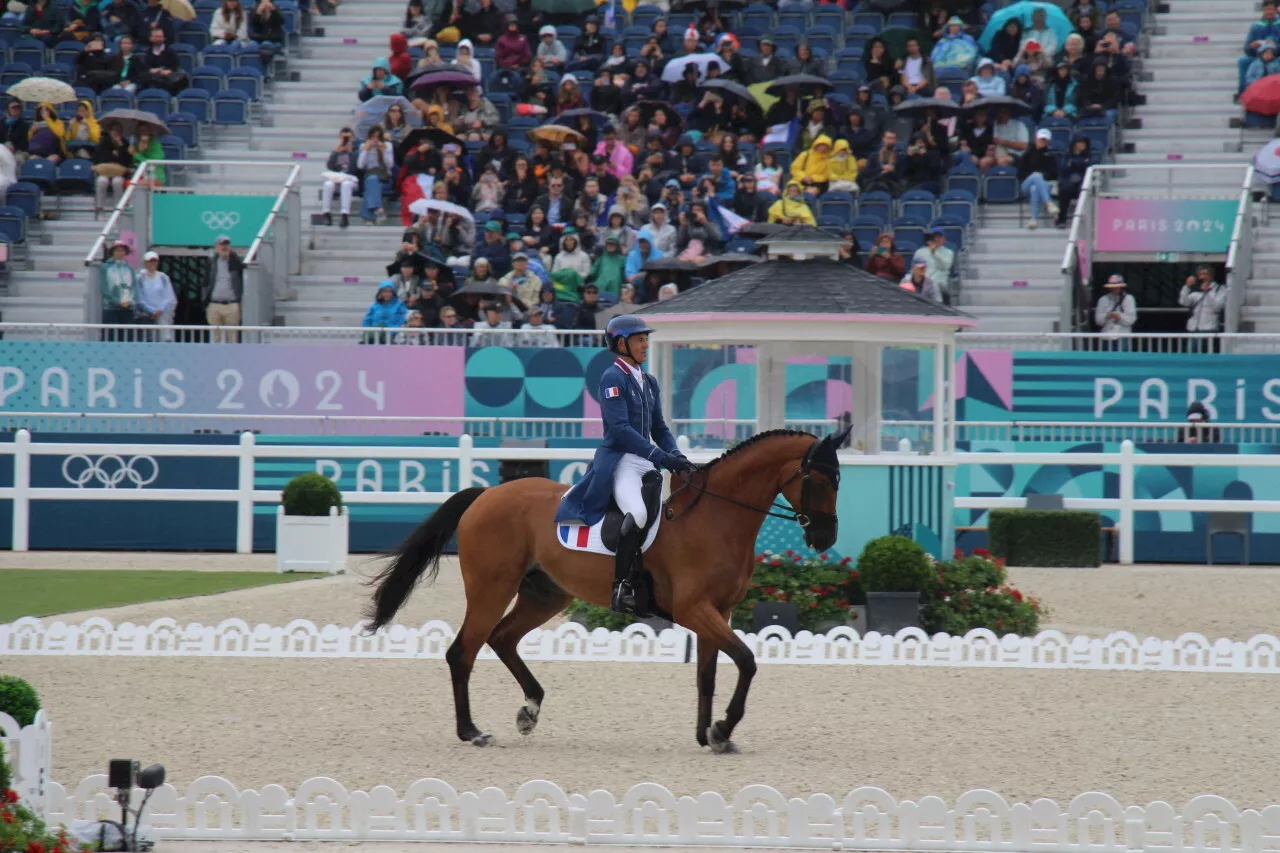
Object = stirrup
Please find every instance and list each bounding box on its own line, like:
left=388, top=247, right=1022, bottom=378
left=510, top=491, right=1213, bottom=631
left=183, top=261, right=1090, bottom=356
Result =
left=611, top=579, right=639, bottom=614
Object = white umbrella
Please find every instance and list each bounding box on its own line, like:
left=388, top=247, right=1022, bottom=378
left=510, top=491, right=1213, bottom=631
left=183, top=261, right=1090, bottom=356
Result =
left=661, top=53, right=723, bottom=84
left=408, top=197, right=475, bottom=222
left=1254, top=140, right=1280, bottom=184
left=5, top=77, right=77, bottom=104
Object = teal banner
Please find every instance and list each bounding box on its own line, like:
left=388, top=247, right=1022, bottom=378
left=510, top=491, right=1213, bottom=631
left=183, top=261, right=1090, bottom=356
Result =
left=150, top=193, right=277, bottom=248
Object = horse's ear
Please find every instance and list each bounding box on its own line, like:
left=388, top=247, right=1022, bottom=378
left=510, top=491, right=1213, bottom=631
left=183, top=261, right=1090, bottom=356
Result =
left=830, top=424, right=852, bottom=448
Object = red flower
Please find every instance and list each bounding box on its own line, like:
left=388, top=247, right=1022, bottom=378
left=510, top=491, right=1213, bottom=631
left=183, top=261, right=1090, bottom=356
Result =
left=840, top=556, right=852, bottom=565
left=1011, top=589, right=1024, bottom=602
left=953, top=547, right=964, bottom=559
left=973, top=547, right=990, bottom=558
left=2, top=810, right=14, bottom=824
left=809, top=602, right=818, bottom=608
left=27, top=842, right=46, bottom=853
left=785, top=549, right=795, bottom=556
left=820, top=553, right=829, bottom=561
left=850, top=571, right=859, bottom=580
left=763, top=587, right=777, bottom=596
left=3, top=789, right=18, bottom=803
left=770, top=559, right=781, bottom=567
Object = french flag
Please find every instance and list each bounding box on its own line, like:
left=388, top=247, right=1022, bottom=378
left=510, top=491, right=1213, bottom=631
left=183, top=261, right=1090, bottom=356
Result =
left=558, top=525, right=590, bottom=548
left=604, top=386, right=621, bottom=399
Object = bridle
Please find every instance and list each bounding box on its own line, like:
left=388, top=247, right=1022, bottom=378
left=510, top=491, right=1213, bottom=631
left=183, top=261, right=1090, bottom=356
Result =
left=665, top=438, right=839, bottom=532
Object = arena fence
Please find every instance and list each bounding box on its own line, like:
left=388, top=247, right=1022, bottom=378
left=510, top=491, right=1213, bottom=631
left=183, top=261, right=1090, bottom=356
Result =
left=3, top=430, right=1278, bottom=564
left=8, top=618, right=1280, bottom=677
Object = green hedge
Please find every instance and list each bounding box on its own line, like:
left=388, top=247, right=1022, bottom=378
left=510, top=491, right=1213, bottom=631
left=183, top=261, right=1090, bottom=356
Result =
left=989, top=509, right=1102, bottom=567
left=281, top=473, right=343, bottom=517
left=0, top=676, right=39, bottom=727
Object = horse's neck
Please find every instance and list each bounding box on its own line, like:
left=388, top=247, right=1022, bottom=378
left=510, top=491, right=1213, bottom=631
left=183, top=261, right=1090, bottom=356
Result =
left=703, top=435, right=811, bottom=514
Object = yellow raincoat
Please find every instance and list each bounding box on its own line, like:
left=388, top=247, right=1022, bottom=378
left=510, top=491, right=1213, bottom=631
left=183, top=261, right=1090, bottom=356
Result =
left=767, top=181, right=817, bottom=225
left=789, top=134, right=833, bottom=186
left=64, top=99, right=101, bottom=156
left=28, top=102, right=66, bottom=155
left=826, top=139, right=860, bottom=186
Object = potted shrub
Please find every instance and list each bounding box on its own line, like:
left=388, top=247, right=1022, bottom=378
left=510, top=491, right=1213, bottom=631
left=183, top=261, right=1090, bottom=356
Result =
left=276, top=472, right=348, bottom=574
left=857, top=535, right=932, bottom=634
left=0, top=676, right=39, bottom=727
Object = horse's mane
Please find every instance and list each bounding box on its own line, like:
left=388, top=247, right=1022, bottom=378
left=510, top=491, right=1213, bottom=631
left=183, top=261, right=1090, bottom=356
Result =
left=701, top=429, right=814, bottom=472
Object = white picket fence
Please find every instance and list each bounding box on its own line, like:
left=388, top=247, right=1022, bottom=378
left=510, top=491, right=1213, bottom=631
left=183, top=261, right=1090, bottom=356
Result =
left=0, top=711, right=52, bottom=816
left=10, top=618, right=1280, bottom=675
left=40, top=771, right=1280, bottom=850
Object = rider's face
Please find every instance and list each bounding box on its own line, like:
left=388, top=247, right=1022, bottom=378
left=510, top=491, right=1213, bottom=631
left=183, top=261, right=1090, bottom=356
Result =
left=625, top=333, right=650, bottom=364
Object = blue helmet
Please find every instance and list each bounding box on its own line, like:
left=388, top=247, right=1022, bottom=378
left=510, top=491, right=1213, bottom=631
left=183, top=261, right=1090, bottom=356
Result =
left=605, top=314, right=654, bottom=348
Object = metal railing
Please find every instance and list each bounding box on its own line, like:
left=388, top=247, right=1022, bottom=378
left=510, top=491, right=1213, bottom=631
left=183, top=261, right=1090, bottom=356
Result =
left=1225, top=166, right=1255, bottom=335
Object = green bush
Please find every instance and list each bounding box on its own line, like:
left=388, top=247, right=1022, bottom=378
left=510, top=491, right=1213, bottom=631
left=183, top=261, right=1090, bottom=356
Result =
left=989, top=509, right=1101, bottom=567
left=281, top=473, right=344, bottom=517
left=921, top=548, right=1045, bottom=636
left=1, top=740, right=90, bottom=852
left=856, top=536, right=932, bottom=592
left=0, top=676, right=39, bottom=728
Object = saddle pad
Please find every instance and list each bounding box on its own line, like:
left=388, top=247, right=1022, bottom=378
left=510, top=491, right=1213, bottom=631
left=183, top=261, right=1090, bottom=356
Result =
left=556, top=511, right=661, bottom=557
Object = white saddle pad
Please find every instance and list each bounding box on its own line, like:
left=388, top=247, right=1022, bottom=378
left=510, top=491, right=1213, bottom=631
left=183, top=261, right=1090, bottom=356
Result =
left=555, top=511, right=662, bottom=556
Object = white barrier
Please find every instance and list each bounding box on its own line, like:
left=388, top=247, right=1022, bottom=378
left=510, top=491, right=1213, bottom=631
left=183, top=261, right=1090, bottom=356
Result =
left=10, top=618, right=1280, bottom=675
left=0, top=711, right=52, bottom=816
left=42, top=772, right=1280, bottom=850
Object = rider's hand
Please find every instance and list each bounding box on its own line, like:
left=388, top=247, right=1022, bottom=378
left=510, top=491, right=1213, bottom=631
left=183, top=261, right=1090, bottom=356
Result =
left=662, top=452, right=696, bottom=474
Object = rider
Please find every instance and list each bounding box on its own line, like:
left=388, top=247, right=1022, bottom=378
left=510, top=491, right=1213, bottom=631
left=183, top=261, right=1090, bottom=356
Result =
left=554, top=314, right=695, bottom=614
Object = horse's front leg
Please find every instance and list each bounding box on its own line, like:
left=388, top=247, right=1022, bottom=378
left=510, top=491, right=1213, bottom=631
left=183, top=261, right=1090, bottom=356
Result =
left=685, top=604, right=756, bottom=754
left=695, top=631, right=718, bottom=747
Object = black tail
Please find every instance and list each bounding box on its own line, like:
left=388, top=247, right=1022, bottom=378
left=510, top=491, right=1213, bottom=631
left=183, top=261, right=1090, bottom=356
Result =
left=364, top=487, right=487, bottom=632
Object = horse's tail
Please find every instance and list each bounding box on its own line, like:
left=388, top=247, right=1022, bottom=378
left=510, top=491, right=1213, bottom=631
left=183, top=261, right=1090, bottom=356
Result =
left=364, top=486, right=487, bottom=632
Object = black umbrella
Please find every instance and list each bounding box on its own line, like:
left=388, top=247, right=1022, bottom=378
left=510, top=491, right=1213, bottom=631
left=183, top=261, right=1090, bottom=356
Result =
left=385, top=250, right=455, bottom=279
left=629, top=100, right=684, bottom=131
left=557, top=107, right=613, bottom=128
left=399, top=126, right=465, bottom=157
left=736, top=222, right=788, bottom=239
left=451, top=280, right=507, bottom=298
left=700, top=79, right=754, bottom=103
left=643, top=257, right=699, bottom=272
left=964, top=95, right=1034, bottom=117
left=894, top=97, right=965, bottom=117
left=765, top=74, right=833, bottom=95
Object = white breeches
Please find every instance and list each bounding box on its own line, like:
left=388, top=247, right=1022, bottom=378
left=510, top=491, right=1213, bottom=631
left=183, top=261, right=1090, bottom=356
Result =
left=612, top=452, right=656, bottom=528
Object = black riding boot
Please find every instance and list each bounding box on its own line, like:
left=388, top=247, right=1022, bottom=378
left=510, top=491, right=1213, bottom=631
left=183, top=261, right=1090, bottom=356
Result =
left=611, top=513, right=644, bottom=615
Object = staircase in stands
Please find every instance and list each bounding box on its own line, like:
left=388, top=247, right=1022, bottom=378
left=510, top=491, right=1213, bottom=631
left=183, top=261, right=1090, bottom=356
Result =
left=958, top=0, right=1267, bottom=333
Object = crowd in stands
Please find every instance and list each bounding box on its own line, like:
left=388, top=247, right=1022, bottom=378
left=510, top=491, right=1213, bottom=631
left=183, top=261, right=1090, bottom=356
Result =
left=333, top=0, right=1145, bottom=340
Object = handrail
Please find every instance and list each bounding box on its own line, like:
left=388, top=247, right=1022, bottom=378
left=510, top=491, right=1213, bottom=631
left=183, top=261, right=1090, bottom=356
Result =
left=1224, top=166, right=1255, bottom=334
left=1060, top=165, right=1093, bottom=276
left=83, top=160, right=150, bottom=265
left=244, top=163, right=302, bottom=266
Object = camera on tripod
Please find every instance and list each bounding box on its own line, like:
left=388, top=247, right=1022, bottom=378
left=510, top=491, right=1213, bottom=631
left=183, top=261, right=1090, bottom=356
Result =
left=105, top=758, right=166, bottom=852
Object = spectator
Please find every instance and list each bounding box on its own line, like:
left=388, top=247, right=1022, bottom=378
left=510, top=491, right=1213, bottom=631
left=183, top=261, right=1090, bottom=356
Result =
left=403, top=0, right=433, bottom=39
left=436, top=305, right=469, bottom=342
left=657, top=282, right=679, bottom=301
left=397, top=310, right=429, bottom=344
left=767, top=180, right=817, bottom=225
left=703, top=153, right=736, bottom=201
left=115, top=35, right=142, bottom=91
left=617, top=109, right=647, bottom=153
left=500, top=251, right=539, bottom=306
left=744, top=35, right=789, bottom=84
left=973, top=58, right=1007, bottom=97
left=356, top=126, right=393, bottom=225
left=1063, top=33, right=1090, bottom=75
left=572, top=282, right=604, bottom=329
left=453, top=40, right=483, bottom=82
left=573, top=176, right=609, bottom=228
left=865, top=233, right=905, bottom=280
left=61, top=0, right=101, bottom=44
left=1180, top=401, right=1221, bottom=444
left=141, top=0, right=175, bottom=45
left=77, top=34, right=124, bottom=94
left=677, top=200, right=722, bottom=255
left=391, top=257, right=424, bottom=302
left=137, top=26, right=188, bottom=95
left=101, top=0, right=141, bottom=42
left=385, top=32, right=413, bottom=80
left=359, top=58, right=404, bottom=102
left=557, top=76, right=587, bottom=114
left=64, top=100, right=100, bottom=160
left=624, top=231, right=662, bottom=281
left=463, top=0, right=502, bottom=46
left=472, top=301, right=516, bottom=344
left=751, top=148, right=782, bottom=193
left=514, top=306, right=559, bottom=346
left=521, top=205, right=557, bottom=256
left=1094, top=274, right=1136, bottom=336
left=793, top=42, right=825, bottom=77
left=613, top=177, right=650, bottom=228
left=992, top=106, right=1028, bottom=165
left=210, top=0, right=248, bottom=44
left=798, top=101, right=835, bottom=152
left=535, top=175, right=574, bottom=226
left=92, top=121, right=132, bottom=214
left=960, top=107, right=995, bottom=170
left=598, top=282, right=637, bottom=322
left=1013, top=43, right=1051, bottom=82
left=1056, top=135, right=1091, bottom=226
left=913, top=230, right=955, bottom=291
left=250, top=0, right=286, bottom=71
left=591, top=68, right=625, bottom=118
left=100, top=241, right=137, bottom=329
left=900, top=38, right=935, bottom=96
left=790, top=134, right=834, bottom=196
left=1247, top=1, right=1280, bottom=57
left=571, top=15, right=606, bottom=70
left=732, top=173, right=769, bottom=220
left=989, top=18, right=1023, bottom=69
left=474, top=219, right=512, bottom=275
left=588, top=234, right=627, bottom=296
left=645, top=203, right=678, bottom=254
left=472, top=168, right=505, bottom=217
left=364, top=281, right=408, bottom=337
left=27, top=104, right=65, bottom=164
left=905, top=130, right=945, bottom=188
left=135, top=250, right=177, bottom=339
left=23, top=0, right=65, bottom=46
left=322, top=127, right=357, bottom=227
left=595, top=126, right=634, bottom=179
left=407, top=279, right=446, bottom=326
left=1077, top=59, right=1121, bottom=118
left=496, top=15, right=531, bottom=69
left=1019, top=128, right=1059, bottom=229
left=1247, top=42, right=1280, bottom=86
left=931, top=17, right=978, bottom=73
left=536, top=24, right=567, bottom=67
left=203, top=236, right=244, bottom=341
left=861, top=131, right=904, bottom=194
left=1179, top=266, right=1228, bottom=333
left=1044, top=62, right=1078, bottom=118
left=1, top=101, right=28, bottom=157
left=900, top=260, right=943, bottom=302
left=552, top=229, right=591, bottom=278
left=1022, top=7, right=1059, bottom=58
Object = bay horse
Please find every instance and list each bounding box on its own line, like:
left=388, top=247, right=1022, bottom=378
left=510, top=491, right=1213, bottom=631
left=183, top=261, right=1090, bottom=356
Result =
left=365, top=426, right=849, bottom=754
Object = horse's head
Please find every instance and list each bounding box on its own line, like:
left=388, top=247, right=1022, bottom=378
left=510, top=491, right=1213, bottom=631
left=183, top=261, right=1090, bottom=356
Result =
left=780, top=425, right=850, bottom=552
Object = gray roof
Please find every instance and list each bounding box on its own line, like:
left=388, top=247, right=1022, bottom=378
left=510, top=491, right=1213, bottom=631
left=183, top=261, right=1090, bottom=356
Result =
left=756, top=226, right=844, bottom=244
left=635, top=258, right=973, bottom=319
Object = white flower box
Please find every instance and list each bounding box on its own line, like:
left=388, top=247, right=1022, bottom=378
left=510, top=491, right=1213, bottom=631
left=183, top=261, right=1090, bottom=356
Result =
left=275, top=505, right=348, bottom=574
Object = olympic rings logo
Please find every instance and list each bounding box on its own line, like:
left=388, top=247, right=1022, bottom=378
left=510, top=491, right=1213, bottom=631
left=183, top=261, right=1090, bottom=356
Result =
left=61, top=455, right=160, bottom=489
left=201, top=211, right=241, bottom=231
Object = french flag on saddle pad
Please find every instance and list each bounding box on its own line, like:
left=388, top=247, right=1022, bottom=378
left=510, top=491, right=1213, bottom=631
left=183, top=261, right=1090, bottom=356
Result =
left=604, top=386, right=621, bottom=399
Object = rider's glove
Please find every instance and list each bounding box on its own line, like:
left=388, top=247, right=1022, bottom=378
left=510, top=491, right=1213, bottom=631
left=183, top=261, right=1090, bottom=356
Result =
left=660, top=452, right=696, bottom=474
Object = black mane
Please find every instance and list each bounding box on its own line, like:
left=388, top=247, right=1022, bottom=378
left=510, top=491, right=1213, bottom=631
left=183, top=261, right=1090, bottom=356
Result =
left=702, top=429, right=816, bottom=472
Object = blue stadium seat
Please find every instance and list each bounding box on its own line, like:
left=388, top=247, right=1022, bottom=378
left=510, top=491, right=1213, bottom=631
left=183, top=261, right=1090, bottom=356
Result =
left=212, top=88, right=250, bottom=124
left=191, top=65, right=227, bottom=94
left=848, top=214, right=884, bottom=250
left=226, top=66, right=264, bottom=100
left=944, top=164, right=980, bottom=199
left=899, top=188, right=936, bottom=221
left=777, top=8, right=809, bottom=31
left=10, top=37, right=46, bottom=68
left=817, top=190, right=856, bottom=223
left=891, top=215, right=928, bottom=251
left=136, top=88, right=172, bottom=120
left=233, top=43, right=263, bottom=70
left=806, top=25, right=837, bottom=56
left=0, top=205, right=27, bottom=245
left=938, top=189, right=975, bottom=225
left=741, top=2, right=774, bottom=31
left=771, top=24, right=800, bottom=55
left=160, top=134, right=186, bottom=161
left=176, top=88, right=213, bottom=122
left=0, top=21, right=20, bottom=46
left=886, top=11, right=917, bottom=29
left=4, top=182, right=40, bottom=219
left=53, top=40, right=83, bottom=66
left=851, top=13, right=883, bottom=33
left=173, top=42, right=198, bottom=73
left=97, top=87, right=136, bottom=113
left=829, top=67, right=865, bottom=99
left=167, top=110, right=200, bottom=147
left=36, top=61, right=74, bottom=84
left=760, top=143, right=792, bottom=174
left=630, top=4, right=663, bottom=28
left=488, top=91, right=511, bottom=124
left=178, top=20, right=211, bottom=51
left=834, top=45, right=865, bottom=71
left=486, top=67, right=522, bottom=95
left=202, top=43, right=237, bottom=72
left=982, top=166, right=1021, bottom=203
left=55, top=158, right=94, bottom=195
left=929, top=215, right=966, bottom=253
left=857, top=190, right=893, bottom=224
left=812, top=5, right=846, bottom=32
left=19, top=158, right=55, bottom=193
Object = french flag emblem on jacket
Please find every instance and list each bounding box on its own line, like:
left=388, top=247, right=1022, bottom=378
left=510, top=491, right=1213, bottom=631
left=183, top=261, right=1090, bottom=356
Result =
left=603, top=386, right=621, bottom=399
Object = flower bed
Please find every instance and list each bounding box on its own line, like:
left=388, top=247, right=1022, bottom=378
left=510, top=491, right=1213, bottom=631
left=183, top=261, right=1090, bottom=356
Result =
left=921, top=548, right=1046, bottom=636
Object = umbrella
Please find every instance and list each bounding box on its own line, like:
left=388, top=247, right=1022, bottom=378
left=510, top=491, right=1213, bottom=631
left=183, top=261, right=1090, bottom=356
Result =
left=629, top=101, right=684, bottom=131
left=408, top=197, right=475, bottom=222
left=893, top=97, right=965, bottom=117
left=700, top=78, right=755, bottom=104
left=1242, top=76, right=1280, bottom=115
left=662, top=54, right=724, bottom=84
left=161, top=0, right=196, bottom=21
left=978, top=1, right=1074, bottom=51
left=98, top=108, right=170, bottom=135
left=527, top=124, right=586, bottom=149
left=642, top=257, right=698, bottom=272
left=533, top=0, right=595, bottom=14
left=965, top=95, right=1034, bottom=117
left=353, top=96, right=423, bottom=137
left=451, top=280, right=507, bottom=299
left=408, top=65, right=482, bottom=93
left=765, top=74, right=833, bottom=96
left=399, top=126, right=465, bottom=156
left=557, top=107, right=613, bottom=129
left=1255, top=140, right=1280, bottom=183
left=5, top=77, right=76, bottom=104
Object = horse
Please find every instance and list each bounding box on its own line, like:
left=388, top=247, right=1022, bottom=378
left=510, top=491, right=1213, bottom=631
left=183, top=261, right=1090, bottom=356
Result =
left=365, top=426, right=849, bottom=754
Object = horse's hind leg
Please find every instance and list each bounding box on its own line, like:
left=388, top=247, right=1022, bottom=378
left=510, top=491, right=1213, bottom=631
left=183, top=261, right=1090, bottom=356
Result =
left=447, top=565, right=523, bottom=747
left=487, top=568, right=572, bottom=737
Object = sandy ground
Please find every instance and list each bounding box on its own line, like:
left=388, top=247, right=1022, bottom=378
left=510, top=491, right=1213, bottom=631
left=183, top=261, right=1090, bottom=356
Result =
left=5, top=654, right=1279, bottom=809
left=9, top=552, right=1280, bottom=641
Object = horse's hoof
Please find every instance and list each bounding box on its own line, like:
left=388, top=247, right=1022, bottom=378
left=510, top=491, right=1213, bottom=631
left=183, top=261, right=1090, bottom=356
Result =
left=707, top=723, right=738, bottom=755
left=516, top=706, right=539, bottom=736
left=471, top=732, right=496, bottom=747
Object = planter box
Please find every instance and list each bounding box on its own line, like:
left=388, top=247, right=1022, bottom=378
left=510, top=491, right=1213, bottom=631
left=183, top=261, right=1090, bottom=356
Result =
left=276, top=505, right=348, bottom=574
left=866, top=591, right=921, bottom=634
left=813, top=606, right=867, bottom=635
